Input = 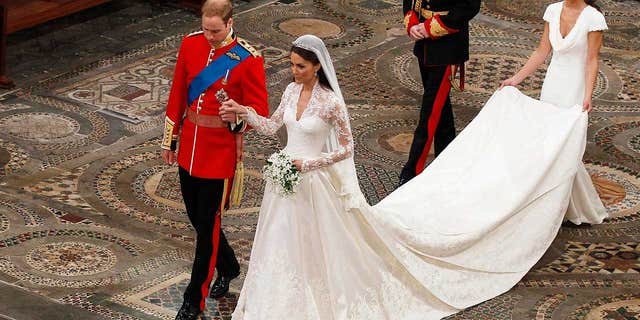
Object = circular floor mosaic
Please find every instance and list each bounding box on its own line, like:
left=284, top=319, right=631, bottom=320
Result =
left=571, top=293, right=640, bottom=319
left=93, top=151, right=191, bottom=230
left=0, top=199, right=44, bottom=227
left=355, top=117, right=417, bottom=167
left=0, top=112, right=80, bottom=142
left=25, top=241, right=117, bottom=277
left=391, top=52, right=422, bottom=95
left=136, top=165, right=184, bottom=212
left=584, top=297, right=640, bottom=319
left=136, top=159, right=267, bottom=212
left=586, top=162, right=640, bottom=223
left=2, top=96, right=111, bottom=170
left=0, top=139, right=29, bottom=176
left=530, top=293, right=568, bottom=320
left=278, top=18, right=342, bottom=38
left=594, top=120, right=640, bottom=163
left=464, top=54, right=547, bottom=95
left=378, top=132, right=413, bottom=154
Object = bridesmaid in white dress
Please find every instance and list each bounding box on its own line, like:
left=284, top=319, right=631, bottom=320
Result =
left=502, top=0, right=609, bottom=224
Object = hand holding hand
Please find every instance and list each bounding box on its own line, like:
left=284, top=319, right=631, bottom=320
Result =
left=162, top=149, right=176, bottom=165
left=409, top=24, right=428, bottom=40
left=219, top=99, right=244, bottom=122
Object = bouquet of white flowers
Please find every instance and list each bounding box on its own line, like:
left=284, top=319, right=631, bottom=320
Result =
left=263, top=150, right=302, bottom=196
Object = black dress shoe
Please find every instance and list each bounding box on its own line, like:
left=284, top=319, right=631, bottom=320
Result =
left=175, top=301, right=202, bottom=320
left=209, top=275, right=237, bottom=299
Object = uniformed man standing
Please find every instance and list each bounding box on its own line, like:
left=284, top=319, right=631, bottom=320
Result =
left=161, top=0, right=268, bottom=319
left=399, top=0, right=480, bottom=185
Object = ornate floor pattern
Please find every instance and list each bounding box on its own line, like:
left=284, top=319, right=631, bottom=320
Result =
left=0, top=0, right=638, bottom=319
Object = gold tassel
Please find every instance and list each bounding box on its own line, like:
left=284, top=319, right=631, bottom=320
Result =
left=229, top=161, right=244, bottom=208
left=220, top=179, right=229, bottom=216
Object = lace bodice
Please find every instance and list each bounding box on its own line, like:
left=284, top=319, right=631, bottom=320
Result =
left=244, top=82, right=354, bottom=172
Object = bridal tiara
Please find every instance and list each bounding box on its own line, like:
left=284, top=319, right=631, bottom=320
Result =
left=291, top=40, right=315, bottom=53
left=291, top=34, right=325, bottom=54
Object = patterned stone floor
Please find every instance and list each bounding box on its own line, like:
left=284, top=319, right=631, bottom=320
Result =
left=0, top=0, right=638, bottom=319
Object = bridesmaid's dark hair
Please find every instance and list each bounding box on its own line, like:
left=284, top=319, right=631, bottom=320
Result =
left=290, top=46, right=332, bottom=90
left=585, top=0, right=602, bottom=12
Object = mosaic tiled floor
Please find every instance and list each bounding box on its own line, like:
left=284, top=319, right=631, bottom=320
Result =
left=0, top=0, right=639, bottom=319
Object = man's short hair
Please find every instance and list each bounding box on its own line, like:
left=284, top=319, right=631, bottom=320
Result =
left=202, top=0, right=233, bottom=23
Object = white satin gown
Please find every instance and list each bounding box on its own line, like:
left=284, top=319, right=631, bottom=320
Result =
left=540, top=1, right=608, bottom=224
left=232, top=69, right=606, bottom=318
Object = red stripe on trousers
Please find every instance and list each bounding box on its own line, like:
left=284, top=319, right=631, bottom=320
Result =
left=199, top=178, right=233, bottom=311
left=415, top=65, right=453, bottom=175
left=200, top=214, right=221, bottom=311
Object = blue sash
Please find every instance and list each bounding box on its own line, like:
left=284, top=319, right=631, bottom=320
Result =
left=187, top=44, right=252, bottom=106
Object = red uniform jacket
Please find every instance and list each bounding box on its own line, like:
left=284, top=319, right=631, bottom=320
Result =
left=162, top=32, right=269, bottom=178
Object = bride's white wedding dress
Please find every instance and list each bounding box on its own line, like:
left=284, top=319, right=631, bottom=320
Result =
left=232, top=87, right=598, bottom=319
left=232, top=10, right=609, bottom=317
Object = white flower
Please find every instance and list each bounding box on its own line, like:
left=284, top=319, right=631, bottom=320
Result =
left=263, top=151, right=302, bottom=196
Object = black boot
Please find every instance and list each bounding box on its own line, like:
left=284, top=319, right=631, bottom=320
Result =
left=209, top=274, right=237, bottom=299
left=175, top=301, right=202, bottom=320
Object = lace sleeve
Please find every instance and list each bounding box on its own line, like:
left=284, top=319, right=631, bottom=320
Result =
left=301, top=99, right=354, bottom=172
left=244, top=86, right=290, bottom=136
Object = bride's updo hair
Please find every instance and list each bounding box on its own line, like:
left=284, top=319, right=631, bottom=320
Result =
left=290, top=45, right=332, bottom=90
left=585, top=0, right=602, bottom=12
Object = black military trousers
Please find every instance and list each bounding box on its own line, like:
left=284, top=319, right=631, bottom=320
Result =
left=400, top=64, right=456, bottom=184
left=179, top=167, right=240, bottom=310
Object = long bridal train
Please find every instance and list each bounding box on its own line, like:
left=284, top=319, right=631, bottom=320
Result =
left=233, top=86, right=600, bottom=319
left=370, top=86, right=591, bottom=314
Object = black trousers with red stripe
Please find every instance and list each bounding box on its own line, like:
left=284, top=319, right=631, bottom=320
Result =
left=400, top=64, right=456, bottom=183
left=179, top=167, right=240, bottom=310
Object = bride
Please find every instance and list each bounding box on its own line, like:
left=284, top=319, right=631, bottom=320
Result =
left=219, top=13, right=607, bottom=318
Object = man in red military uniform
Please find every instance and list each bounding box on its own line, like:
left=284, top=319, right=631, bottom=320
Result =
left=160, top=0, right=268, bottom=318
left=399, top=0, right=480, bottom=186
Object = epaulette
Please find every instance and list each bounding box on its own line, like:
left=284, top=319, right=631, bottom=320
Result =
left=237, top=37, right=261, bottom=57
left=186, top=30, right=203, bottom=38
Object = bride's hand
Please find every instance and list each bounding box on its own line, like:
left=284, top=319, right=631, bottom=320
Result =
left=292, top=160, right=303, bottom=171
left=220, top=99, right=248, bottom=118
left=582, top=98, right=593, bottom=113
left=500, top=77, right=521, bottom=89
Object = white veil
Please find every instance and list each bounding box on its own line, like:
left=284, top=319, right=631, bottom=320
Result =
left=292, top=35, right=368, bottom=209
